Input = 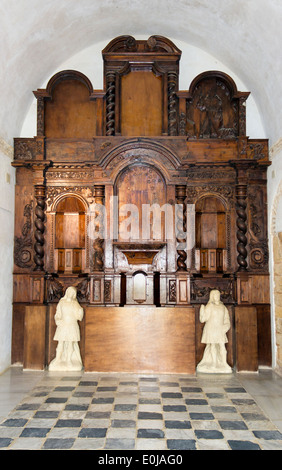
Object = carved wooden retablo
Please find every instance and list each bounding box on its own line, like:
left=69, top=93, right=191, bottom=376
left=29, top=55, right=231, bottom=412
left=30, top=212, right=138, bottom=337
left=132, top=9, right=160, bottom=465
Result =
left=12, top=36, right=271, bottom=373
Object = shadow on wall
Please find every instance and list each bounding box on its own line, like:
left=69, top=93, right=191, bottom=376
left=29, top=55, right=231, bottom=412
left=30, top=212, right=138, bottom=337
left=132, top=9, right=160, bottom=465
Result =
left=273, top=232, right=282, bottom=374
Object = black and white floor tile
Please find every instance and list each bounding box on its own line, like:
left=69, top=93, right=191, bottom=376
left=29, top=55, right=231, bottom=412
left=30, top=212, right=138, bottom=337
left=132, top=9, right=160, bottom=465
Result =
left=1, top=371, right=282, bottom=450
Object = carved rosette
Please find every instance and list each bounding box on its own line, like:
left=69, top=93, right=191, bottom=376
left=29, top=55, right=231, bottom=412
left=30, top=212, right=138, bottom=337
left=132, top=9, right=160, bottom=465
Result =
left=175, top=185, right=187, bottom=271
left=106, top=72, right=116, bottom=136
left=33, top=185, right=46, bottom=271
left=235, top=184, right=248, bottom=271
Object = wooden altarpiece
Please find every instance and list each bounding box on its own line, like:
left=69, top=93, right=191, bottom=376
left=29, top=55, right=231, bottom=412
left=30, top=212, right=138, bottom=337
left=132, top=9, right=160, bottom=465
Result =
left=11, top=36, right=271, bottom=373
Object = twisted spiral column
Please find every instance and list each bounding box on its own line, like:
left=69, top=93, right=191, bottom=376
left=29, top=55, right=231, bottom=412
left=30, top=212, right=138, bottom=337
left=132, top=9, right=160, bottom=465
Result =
left=93, top=185, right=105, bottom=271
left=168, top=72, right=178, bottom=136
left=33, top=185, right=46, bottom=271
left=175, top=185, right=187, bottom=271
left=106, top=72, right=116, bottom=136
left=236, top=184, right=248, bottom=271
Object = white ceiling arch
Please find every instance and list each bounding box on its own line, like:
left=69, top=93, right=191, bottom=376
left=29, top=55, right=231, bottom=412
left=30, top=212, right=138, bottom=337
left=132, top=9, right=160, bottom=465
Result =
left=1, top=0, right=281, bottom=145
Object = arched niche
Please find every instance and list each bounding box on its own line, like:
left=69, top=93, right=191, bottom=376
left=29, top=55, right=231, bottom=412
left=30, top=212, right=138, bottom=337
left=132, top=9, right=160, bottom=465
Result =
left=115, top=163, right=167, bottom=242
left=195, top=195, right=228, bottom=273
left=41, top=70, right=96, bottom=138
left=54, top=195, right=87, bottom=273
left=186, top=71, right=249, bottom=139
left=133, top=271, right=147, bottom=303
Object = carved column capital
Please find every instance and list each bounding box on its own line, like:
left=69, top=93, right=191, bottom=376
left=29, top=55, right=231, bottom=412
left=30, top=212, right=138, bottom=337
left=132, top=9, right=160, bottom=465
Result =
left=94, top=185, right=105, bottom=201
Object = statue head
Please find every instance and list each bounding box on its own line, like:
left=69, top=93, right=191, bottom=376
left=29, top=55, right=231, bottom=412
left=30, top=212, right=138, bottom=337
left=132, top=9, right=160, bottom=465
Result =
left=63, top=286, right=77, bottom=301
left=209, top=289, right=221, bottom=304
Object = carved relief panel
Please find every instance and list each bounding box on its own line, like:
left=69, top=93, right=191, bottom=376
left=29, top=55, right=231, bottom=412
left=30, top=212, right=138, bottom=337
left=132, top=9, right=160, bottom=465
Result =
left=185, top=72, right=249, bottom=139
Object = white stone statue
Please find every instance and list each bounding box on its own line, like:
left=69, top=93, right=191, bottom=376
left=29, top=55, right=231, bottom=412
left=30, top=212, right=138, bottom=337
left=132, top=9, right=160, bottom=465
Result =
left=49, top=286, right=84, bottom=371
left=197, top=289, right=232, bottom=374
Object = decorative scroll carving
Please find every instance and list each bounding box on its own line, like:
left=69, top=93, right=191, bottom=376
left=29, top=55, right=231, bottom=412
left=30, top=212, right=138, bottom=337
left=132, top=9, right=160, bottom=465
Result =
left=106, top=72, right=116, bottom=136
left=248, top=186, right=269, bottom=270
left=187, top=167, right=235, bottom=181
left=168, top=72, right=178, bottom=136
left=37, top=96, right=45, bottom=136
left=186, top=185, right=233, bottom=205
left=235, top=184, right=248, bottom=271
left=45, top=274, right=64, bottom=302
left=103, top=35, right=181, bottom=55
left=179, top=112, right=186, bottom=136
left=46, top=164, right=95, bottom=181
left=169, top=279, right=177, bottom=302
left=46, top=186, right=94, bottom=207
left=76, top=276, right=90, bottom=303
left=33, top=185, right=46, bottom=271
left=238, top=96, right=247, bottom=136
left=175, top=185, right=187, bottom=271
left=14, top=139, right=36, bottom=160
left=14, top=201, right=34, bottom=268
left=45, top=274, right=90, bottom=303
left=190, top=277, right=234, bottom=303
left=104, top=280, right=112, bottom=303
left=248, top=142, right=267, bottom=161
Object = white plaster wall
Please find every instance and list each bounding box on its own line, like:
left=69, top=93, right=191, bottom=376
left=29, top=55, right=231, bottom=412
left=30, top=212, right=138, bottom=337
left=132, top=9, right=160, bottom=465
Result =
left=267, top=141, right=282, bottom=367
left=0, top=142, right=15, bottom=372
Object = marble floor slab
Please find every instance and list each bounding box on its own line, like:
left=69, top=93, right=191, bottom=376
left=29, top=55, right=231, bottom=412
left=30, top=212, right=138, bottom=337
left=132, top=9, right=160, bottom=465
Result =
left=0, top=367, right=282, bottom=450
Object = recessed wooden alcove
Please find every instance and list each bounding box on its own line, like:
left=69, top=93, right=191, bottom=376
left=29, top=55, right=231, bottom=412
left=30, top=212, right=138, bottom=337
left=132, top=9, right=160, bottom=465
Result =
left=113, top=241, right=166, bottom=265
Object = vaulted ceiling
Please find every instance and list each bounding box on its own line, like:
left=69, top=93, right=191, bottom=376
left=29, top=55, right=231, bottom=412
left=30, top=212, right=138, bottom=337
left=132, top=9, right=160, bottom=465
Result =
left=1, top=0, right=281, bottom=145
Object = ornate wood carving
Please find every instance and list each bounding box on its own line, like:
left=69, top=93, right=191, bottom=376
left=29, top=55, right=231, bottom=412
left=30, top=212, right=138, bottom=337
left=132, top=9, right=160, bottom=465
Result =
left=168, top=72, right=178, bottom=136
left=105, top=72, right=116, bottom=136
left=45, top=273, right=64, bottom=302
left=33, top=185, right=46, bottom=271
left=45, top=274, right=90, bottom=303
left=14, top=139, right=36, bottom=160
left=14, top=201, right=34, bottom=269
left=92, top=185, right=105, bottom=271
left=186, top=72, right=249, bottom=140
left=11, top=35, right=271, bottom=372
left=175, top=184, right=187, bottom=271
left=186, top=184, right=234, bottom=206
left=235, top=184, right=248, bottom=271
left=76, top=276, right=90, bottom=302
left=248, top=185, right=269, bottom=271
left=46, top=186, right=94, bottom=207
left=36, top=96, right=45, bottom=137
left=104, top=280, right=112, bottom=303
left=169, top=279, right=177, bottom=302
left=191, top=276, right=235, bottom=304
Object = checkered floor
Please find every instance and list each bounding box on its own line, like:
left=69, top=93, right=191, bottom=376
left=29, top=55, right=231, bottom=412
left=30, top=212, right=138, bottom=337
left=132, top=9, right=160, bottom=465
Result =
left=1, top=371, right=282, bottom=450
